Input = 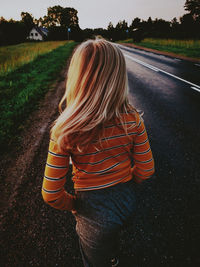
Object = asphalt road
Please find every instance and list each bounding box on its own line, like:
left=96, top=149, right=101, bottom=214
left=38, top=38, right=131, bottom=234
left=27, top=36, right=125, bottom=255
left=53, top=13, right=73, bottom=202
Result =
left=118, top=44, right=200, bottom=266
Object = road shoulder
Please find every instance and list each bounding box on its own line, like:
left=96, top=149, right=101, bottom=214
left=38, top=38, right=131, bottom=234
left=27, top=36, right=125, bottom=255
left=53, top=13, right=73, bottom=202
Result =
left=120, top=42, right=200, bottom=63
left=0, top=64, right=69, bottom=217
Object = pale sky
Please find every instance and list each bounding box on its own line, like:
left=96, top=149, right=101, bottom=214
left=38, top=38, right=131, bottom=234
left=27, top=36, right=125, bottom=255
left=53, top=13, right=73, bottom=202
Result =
left=1, top=0, right=186, bottom=29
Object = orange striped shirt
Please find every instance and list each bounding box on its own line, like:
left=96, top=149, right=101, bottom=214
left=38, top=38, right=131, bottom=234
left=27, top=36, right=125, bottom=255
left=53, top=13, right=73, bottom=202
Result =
left=42, top=111, right=155, bottom=210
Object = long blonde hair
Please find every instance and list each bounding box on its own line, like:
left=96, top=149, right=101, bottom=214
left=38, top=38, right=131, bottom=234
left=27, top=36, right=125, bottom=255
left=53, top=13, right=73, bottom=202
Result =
left=51, top=37, right=133, bottom=152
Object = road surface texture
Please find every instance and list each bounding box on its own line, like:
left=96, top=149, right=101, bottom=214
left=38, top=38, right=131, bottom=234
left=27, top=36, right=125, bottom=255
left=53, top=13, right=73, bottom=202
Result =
left=1, top=44, right=200, bottom=267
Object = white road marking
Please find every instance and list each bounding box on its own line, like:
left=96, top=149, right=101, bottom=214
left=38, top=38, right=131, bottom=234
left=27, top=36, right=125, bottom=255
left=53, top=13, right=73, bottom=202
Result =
left=124, top=53, right=200, bottom=91
left=174, top=58, right=181, bottom=61
left=124, top=54, right=159, bottom=72
left=191, top=87, right=200, bottom=93
left=195, top=64, right=200, bottom=67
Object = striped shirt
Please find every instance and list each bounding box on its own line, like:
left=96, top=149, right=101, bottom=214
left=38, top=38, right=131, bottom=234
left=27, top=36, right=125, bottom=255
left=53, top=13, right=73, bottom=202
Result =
left=42, top=111, right=155, bottom=210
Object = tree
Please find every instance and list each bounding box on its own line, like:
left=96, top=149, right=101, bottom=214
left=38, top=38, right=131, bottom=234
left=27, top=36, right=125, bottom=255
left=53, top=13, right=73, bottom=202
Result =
left=33, top=17, right=41, bottom=26
left=42, top=5, right=81, bottom=41
left=115, top=20, right=128, bottom=40
left=107, top=22, right=114, bottom=30
left=45, top=5, right=79, bottom=28
left=93, top=28, right=107, bottom=38
left=116, top=20, right=128, bottom=30
left=129, top=17, right=143, bottom=42
left=0, top=18, right=27, bottom=46
left=46, top=6, right=62, bottom=27
left=180, top=13, right=198, bottom=38
left=170, top=17, right=180, bottom=38
left=171, top=17, right=179, bottom=25
left=184, top=0, right=200, bottom=20
left=152, top=18, right=171, bottom=38
left=0, top=16, right=6, bottom=22
left=21, top=12, right=34, bottom=32
left=60, top=8, right=79, bottom=28
left=82, top=28, right=94, bottom=40
left=107, top=22, right=115, bottom=40
left=129, top=17, right=141, bottom=30
left=138, top=17, right=154, bottom=38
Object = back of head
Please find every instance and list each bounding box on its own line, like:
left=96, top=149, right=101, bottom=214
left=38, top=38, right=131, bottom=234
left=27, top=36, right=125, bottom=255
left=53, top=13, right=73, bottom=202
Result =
left=51, top=37, right=131, bottom=152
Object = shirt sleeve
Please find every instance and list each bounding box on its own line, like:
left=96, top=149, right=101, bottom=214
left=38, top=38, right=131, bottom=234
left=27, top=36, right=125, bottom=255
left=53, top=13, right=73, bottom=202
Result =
left=132, top=113, right=155, bottom=181
left=42, top=139, right=75, bottom=211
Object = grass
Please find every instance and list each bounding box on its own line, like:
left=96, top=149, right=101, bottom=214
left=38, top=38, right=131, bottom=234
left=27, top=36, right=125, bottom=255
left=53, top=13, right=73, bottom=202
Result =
left=0, top=41, right=77, bottom=151
left=0, top=41, right=68, bottom=75
left=120, top=38, right=200, bottom=59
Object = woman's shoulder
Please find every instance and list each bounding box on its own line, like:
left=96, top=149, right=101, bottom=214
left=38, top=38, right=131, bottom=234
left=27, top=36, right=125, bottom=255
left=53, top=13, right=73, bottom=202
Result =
left=121, top=106, right=141, bottom=124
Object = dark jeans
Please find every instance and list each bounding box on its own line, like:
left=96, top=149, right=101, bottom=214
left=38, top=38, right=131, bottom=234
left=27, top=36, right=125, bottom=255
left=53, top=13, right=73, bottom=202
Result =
left=74, top=179, right=137, bottom=267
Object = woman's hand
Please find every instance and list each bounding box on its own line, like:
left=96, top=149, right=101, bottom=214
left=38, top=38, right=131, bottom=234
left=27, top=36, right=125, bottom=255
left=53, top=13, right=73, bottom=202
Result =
left=133, top=176, right=143, bottom=184
left=71, top=209, right=77, bottom=215
left=69, top=194, right=77, bottom=214
left=65, top=193, right=77, bottom=212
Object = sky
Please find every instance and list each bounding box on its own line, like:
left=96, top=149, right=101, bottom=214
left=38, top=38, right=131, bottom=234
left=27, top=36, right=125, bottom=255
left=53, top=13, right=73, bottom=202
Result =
left=1, top=0, right=186, bottom=29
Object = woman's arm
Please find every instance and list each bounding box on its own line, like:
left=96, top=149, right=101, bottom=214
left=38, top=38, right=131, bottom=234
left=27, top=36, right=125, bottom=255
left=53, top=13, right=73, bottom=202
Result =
left=132, top=114, right=155, bottom=183
left=42, top=139, right=76, bottom=211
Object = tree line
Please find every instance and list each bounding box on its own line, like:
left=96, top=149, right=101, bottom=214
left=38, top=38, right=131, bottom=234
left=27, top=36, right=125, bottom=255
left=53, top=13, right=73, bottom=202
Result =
left=0, top=0, right=199, bottom=46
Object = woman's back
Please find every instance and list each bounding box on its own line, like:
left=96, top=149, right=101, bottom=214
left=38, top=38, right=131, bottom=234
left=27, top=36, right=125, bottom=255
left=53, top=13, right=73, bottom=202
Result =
left=45, top=110, right=154, bottom=193
left=42, top=37, right=155, bottom=267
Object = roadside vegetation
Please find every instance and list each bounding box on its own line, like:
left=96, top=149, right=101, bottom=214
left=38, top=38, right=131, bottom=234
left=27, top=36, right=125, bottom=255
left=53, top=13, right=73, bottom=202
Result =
left=0, top=41, right=77, bottom=151
left=120, top=38, right=200, bottom=59
left=0, top=41, right=68, bottom=75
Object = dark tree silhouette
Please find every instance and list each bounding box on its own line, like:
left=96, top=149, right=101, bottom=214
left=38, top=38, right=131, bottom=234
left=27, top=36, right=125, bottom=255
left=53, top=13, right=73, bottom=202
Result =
left=184, top=0, right=200, bottom=20
left=115, top=20, right=128, bottom=40
left=170, top=17, right=180, bottom=38
left=20, top=12, right=34, bottom=36
left=0, top=18, right=27, bottom=45
left=21, top=12, right=34, bottom=29
left=107, top=22, right=115, bottom=40
left=130, top=17, right=141, bottom=30
left=42, top=6, right=81, bottom=41
left=44, top=5, right=79, bottom=28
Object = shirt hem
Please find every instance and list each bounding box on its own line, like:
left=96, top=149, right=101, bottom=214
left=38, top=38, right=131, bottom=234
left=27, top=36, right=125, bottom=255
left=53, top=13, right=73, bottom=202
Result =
left=74, top=175, right=132, bottom=191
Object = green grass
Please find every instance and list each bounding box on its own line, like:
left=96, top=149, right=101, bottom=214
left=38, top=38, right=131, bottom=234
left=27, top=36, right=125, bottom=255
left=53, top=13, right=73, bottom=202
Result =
left=120, top=38, right=200, bottom=59
left=0, top=41, right=77, bottom=151
left=0, top=41, right=69, bottom=76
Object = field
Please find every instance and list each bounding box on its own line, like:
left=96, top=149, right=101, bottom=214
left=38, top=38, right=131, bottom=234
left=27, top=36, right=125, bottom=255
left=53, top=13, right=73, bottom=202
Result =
left=0, top=41, right=77, bottom=151
left=120, top=38, right=200, bottom=59
left=0, top=41, right=69, bottom=75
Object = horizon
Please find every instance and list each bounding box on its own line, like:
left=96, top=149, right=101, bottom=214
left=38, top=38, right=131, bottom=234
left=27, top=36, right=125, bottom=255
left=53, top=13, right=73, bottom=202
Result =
left=1, top=0, right=186, bottom=29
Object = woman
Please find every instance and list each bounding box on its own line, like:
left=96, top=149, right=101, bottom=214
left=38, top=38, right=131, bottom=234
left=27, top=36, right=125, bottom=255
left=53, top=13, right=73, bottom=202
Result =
left=42, top=37, right=155, bottom=267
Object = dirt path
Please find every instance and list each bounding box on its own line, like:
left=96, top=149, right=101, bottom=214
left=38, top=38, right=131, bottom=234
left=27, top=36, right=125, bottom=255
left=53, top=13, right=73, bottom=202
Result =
left=0, top=61, right=85, bottom=267
left=0, top=65, right=67, bottom=212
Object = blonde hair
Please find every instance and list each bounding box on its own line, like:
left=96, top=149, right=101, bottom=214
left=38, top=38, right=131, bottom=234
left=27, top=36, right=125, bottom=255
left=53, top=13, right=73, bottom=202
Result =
left=51, top=37, right=133, bottom=152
